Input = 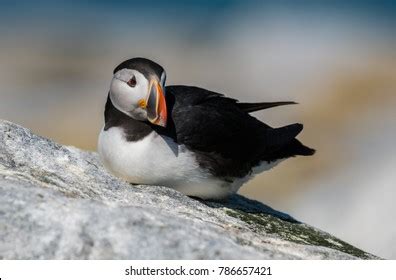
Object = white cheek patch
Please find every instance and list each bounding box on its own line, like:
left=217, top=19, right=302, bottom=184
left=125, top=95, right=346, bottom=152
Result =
left=110, top=78, right=138, bottom=113
left=109, top=70, right=150, bottom=117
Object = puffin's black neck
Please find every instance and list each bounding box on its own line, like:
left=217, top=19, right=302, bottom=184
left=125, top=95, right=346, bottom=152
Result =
left=104, top=94, right=176, bottom=142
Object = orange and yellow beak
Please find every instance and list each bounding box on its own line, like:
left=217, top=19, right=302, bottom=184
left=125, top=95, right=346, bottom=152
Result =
left=146, top=79, right=167, bottom=127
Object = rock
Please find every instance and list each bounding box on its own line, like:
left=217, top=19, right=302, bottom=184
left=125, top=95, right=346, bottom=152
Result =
left=0, top=120, right=377, bottom=259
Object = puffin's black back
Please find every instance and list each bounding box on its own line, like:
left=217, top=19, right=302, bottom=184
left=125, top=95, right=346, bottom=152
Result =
left=165, top=85, right=315, bottom=178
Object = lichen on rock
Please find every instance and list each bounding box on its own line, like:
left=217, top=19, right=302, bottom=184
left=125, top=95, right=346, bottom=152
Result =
left=0, top=120, right=377, bottom=259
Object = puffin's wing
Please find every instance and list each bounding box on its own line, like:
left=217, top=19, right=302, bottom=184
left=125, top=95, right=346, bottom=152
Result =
left=237, top=101, right=297, bottom=113
left=167, top=86, right=308, bottom=160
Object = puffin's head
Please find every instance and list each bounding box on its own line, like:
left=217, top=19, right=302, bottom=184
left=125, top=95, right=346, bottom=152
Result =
left=109, top=57, right=167, bottom=127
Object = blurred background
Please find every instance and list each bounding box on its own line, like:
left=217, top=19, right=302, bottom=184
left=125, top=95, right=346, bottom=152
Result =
left=0, top=0, right=395, bottom=258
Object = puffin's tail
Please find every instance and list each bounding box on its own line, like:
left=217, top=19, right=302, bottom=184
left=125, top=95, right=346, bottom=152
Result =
left=267, top=138, right=315, bottom=160
left=286, top=139, right=316, bottom=156
left=266, top=123, right=316, bottom=158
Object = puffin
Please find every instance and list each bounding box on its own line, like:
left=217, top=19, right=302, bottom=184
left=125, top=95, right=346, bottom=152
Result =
left=98, top=57, right=315, bottom=199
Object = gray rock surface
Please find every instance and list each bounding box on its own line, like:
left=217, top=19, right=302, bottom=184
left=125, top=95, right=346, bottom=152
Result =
left=0, top=120, right=377, bottom=259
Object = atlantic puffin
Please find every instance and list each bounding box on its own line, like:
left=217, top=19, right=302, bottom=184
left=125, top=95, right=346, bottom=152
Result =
left=98, top=57, right=315, bottom=199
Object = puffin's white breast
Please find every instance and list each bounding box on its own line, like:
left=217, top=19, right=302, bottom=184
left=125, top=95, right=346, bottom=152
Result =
left=97, top=126, right=228, bottom=198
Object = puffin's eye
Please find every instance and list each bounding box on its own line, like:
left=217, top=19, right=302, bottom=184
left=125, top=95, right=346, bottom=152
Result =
left=127, top=76, right=137, bottom=87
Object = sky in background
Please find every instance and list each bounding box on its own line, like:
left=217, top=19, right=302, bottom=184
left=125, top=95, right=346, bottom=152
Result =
left=0, top=0, right=395, bottom=258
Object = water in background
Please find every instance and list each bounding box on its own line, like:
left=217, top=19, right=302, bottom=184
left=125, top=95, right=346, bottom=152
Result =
left=1, top=0, right=395, bottom=258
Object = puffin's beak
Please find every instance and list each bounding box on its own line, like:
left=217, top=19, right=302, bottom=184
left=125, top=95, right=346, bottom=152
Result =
left=146, top=79, right=167, bottom=127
